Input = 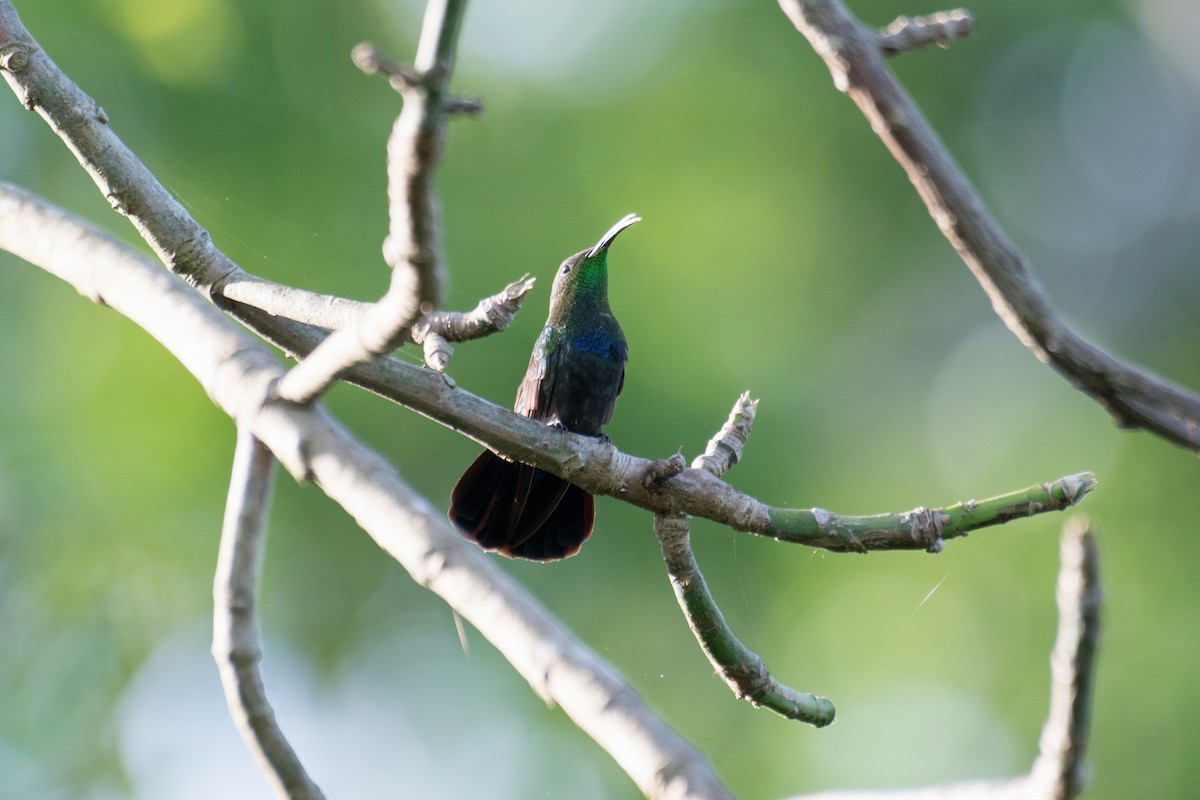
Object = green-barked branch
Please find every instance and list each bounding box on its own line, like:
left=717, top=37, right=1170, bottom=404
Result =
left=764, top=472, right=1096, bottom=553
left=653, top=393, right=835, bottom=727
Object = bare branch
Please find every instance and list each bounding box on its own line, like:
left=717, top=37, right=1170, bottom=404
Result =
left=654, top=394, right=835, bottom=727
left=656, top=514, right=835, bottom=727
left=379, top=0, right=465, bottom=302
left=776, top=0, right=1200, bottom=454
left=1027, top=516, right=1100, bottom=799
left=407, top=273, right=537, bottom=371
left=218, top=271, right=535, bottom=371
left=274, top=0, right=470, bottom=403
left=223, top=277, right=1097, bottom=550
left=214, top=284, right=1097, bottom=551
left=879, top=10, right=974, bottom=56
left=0, top=182, right=732, bottom=800
left=214, top=431, right=323, bottom=800
left=410, top=273, right=536, bottom=343
left=217, top=277, right=374, bottom=332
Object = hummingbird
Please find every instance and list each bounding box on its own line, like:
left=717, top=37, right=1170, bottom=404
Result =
left=449, top=214, right=639, bottom=560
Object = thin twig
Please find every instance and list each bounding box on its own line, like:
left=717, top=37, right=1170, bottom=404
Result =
left=381, top=0, right=465, bottom=301
left=353, top=41, right=483, bottom=114
left=406, top=273, right=536, bottom=370
left=656, top=514, right=835, bottom=727
left=274, top=0, right=470, bottom=403
left=214, top=430, right=323, bottom=799
left=0, top=182, right=733, bottom=800
left=765, top=472, right=1095, bottom=552
left=879, top=9, right=974, bottom=56
left=775, top=0, right=1200, bottom=454
left=654, top=394, right=835, bottom=727
left=217, top=272, right=536, bottom=370
left=351, top=42, right=422, bottom=90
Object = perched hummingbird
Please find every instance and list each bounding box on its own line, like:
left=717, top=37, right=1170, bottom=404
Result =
left=449, top=214, right=639, bottom=561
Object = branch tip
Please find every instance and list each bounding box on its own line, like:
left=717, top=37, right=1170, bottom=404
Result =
left=654, top=508, right=835, bottom=727
left=693, top=392, right=759, bottom=476
left=444, top=95, right=484, bottom=115
left=644, top=453, right=687, bottom=490
left=1059, top=472, right=1097, bottom=506
left=879, top=9, right=975, bottom=56
left=422, top=331, right=452, bottom=371
left=0, top=44, right=30, bottom=72
left=352, top=41, right=420, bottom=88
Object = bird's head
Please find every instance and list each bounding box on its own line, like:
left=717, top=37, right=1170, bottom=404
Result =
left=548, top=213, right=640, bottom=310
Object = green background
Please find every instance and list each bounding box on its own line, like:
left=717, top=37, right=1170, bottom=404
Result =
left=2, top=0, right=1200, bottom=797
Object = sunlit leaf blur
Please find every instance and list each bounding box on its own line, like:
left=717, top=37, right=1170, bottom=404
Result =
left=2, top=1, right=1199, bottom=797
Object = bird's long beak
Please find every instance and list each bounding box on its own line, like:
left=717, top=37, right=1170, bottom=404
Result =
left=587, top=213, right=641, bottom=258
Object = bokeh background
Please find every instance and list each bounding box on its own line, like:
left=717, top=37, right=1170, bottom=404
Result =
left=2, top=0, right=1200, bottom=797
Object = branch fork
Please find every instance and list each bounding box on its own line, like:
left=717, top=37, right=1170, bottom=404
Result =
left=779, top=0, right=1200, bottom=453
left=352, top=41, right=482, bottom=115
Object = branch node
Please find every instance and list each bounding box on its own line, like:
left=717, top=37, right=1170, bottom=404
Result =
left=443, top=95, right=484, bottom=115
left=906, top=506, right=947, bottom=553
left=644, top=452, right=687, bottom=491
left=0, top=44, right=30, bottom=72
left=1060, top=471, right=1098, bottom=506
left=422, top=330, right=452, bottom=371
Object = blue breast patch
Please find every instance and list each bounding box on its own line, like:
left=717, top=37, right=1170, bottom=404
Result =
left=571, top=331, right=616, bottom=355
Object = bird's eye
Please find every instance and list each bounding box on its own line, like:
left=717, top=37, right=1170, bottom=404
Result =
left=560, top=264, right=571, bottom=275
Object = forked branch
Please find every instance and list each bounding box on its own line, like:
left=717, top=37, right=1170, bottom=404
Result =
left=274, top=0, right=469, bottom=403
left=776, top=0, right=1200, bottom=454
left=653, top=394, right=835, bottom=728
left=0, top=182, right=733, bottom=800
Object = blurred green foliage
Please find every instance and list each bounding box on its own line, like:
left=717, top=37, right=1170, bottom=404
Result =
left=2, top=0, right=1200, bottom=798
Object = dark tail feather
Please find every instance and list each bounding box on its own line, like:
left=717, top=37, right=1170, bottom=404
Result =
left=507, top=483, right=593, bottom=561
left=449, top=450, right=594, bottom=561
